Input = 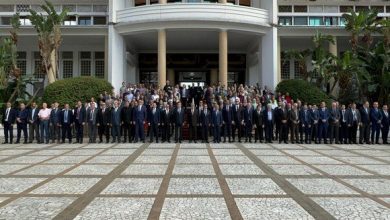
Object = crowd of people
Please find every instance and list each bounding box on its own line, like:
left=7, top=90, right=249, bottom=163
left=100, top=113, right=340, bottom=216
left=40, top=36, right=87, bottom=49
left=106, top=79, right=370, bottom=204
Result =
left=1, top=81, right=389, bottom=145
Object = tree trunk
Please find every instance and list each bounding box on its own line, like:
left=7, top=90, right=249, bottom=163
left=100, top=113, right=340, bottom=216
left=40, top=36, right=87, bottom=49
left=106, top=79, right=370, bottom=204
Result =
left=47, top=50, right=57, bottom=84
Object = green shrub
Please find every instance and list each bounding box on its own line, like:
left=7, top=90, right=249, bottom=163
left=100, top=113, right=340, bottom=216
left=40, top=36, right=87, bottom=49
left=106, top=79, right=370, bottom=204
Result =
left=275, top=79, right=333, bottom=105
left=42, top=77, right=113, bottom=106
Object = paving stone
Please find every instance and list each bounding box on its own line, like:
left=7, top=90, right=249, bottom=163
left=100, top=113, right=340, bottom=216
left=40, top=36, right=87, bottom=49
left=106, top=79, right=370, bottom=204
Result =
left=180, top=143, right=207, bottom=148
left=287, top=178, right=359, bottom=195
left=86, top=155, right=128, bottom=164
left=101, top=149, right=136, bottom=156
left=316, top=150, right=358, bottom=157
left=0, top=197, right=75, bottom=220
left=172, top=164, right=215, bottom=175
left=226, top=178, right=286, bottom=195
left=333, top=156, right=386, bottom=165
left=44, top=155, right=91, bottom=164
left=0, top=164, right=29, bottom=175
left=250, top=149, right=286, bottom=156
left=356, top=165, right=390, bottom=175
left=0, top=150, right=33, bottom=156
left=177, top=149, right=209, bottom=155
left=215, top=155, right=253, bottom=164
left=30, top=178, right=100, bottom=194
left=74, top=198, right=154, bottom=220
left=176, top=155, right=211, bottom=164
left=269, top=165, right=320, bottom=175
left=160, top=198, right=231, bottom=220
left=295, top=156, right=344, bottom=165
left=243, top=144, right=272, bottom=149
left=65, top=165, right=117, bottom=175
left=15, top=164, right=73, bottom=175
left=212, top=149, right=245, bottom=155
left=142, top=149, right=175, bottom=155
left=4, top=156, right=53, bottom=164
left=342, top=179, right=390, bottom=195
left=236, top=198, right=314, bottom=220
left=283, top=150, right=322, bottom=156
left=28, top=149, right=70, bottom=156
left=167, top=178, right=222, bottom=195
left=0, top=178, right=46, bottom=194
left=101, top=178, right=162, bottom=195
left=219, top=164, right=265, bottom=175
left=134, top=155, right=172, bottom=164
left=313, top=165, right=373, bottom=176
left=257, top=156, right=301, bottom=164
left=352, top=150, right=390, bottom=157
left=122, top=164, right=169, bottom=175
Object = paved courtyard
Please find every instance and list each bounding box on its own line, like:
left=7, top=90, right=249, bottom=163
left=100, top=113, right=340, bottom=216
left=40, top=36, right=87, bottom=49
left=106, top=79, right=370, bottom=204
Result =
left=0, top=142, right=388, bottom=219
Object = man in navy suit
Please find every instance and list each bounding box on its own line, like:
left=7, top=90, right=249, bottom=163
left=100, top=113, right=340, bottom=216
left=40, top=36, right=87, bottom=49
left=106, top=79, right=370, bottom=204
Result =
left=263, top=104, right=274, bottom=143
left=222, top=100, right=233, bottom=143
left=133, top=99, right=147, bottom=143
left=188, top=103, right=198, bottom=143
left=212, top=103, right=223, bottom=143
left=318, top=102, right=329, bottom=144
left=359, top=101, right=371, bottom=144
left=200, top=103, right=211, bottom=143
left=2, top=102, right=16, bottom=144
left=161, top=103, right=173, bottom=143
left=60, top=104, right=73, bottom=144
left=50, top=102, right=61, bottom=143
left=74, top=101, right=86, bottom=144
left=111, top=100, right=122, bottom=143
left=174, top=102, right=185, bottom=143
left=329, top=102, right=341, bottom=144
left=370, top=102, right=383, bottom=144
left=347, top=103, right=361, bottom=144
left=87, top=102, right=98, bottom=143
left=243, top=101, right=254, bottom=143
left=148, top=102, right=160, bottom=143
left=16, top=103, right=28, bottom=144
left=253, top=104, right=264, bottom=143
left=299, top=104, right=312, bottom=144
left=232, top=99, right=243, bottom=142
left=310, top=105, right=320, bottom=144
left=28, top=102, right=40, bottom=143
left=381, top=105, right=389, bottom=144
left=339, top=104, right=349, bottom=144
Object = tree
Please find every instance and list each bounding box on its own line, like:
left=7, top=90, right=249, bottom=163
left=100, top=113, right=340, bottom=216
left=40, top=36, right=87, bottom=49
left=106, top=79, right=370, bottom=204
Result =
left=282, top=49, right=311, bottom=80
left=29, top=1, right=68, bottom=84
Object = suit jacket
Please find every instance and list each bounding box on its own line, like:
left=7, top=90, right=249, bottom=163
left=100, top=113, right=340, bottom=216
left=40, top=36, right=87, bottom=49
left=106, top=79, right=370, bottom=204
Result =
left=50, top=108, right=61, bottom=125
left=111, top=107, right=122, bottom=126
left=28, top=107, right=40, bottom=124
left=60, top=109, right=73, bottom=125
left=370, top=108, right=382, bottom=125
left=160, top=109, right=173, bottom=125
left=74, top=106, right=86, bottom=124
left=329, top=108, right=341, bottom=124
left=278, top=108, right=289, bottom=123
left=289, top=109, right=300, bottom=124
left=200, top=109, right=211, bottom=126
left=340, top=109, right=348, bottom=124
left=87, top=108, right=98, bottom=125
left=97, top=107, right=111, bottom=125
left=232, top=105, right=243, bottom=123
left=253, top=109, right=263, bottom=126
left=360, top=107, right=370, bottom=124
left=319, top=108, right=329, bottom=124
left=2, top=108, right=16, bottom=124
left=148, top=108, right=160, bottom=125
left=299, top=109, right=312, bottom=125
left=262, top=109, right=274, bottom=125
left=222, top=105, right=233, bottom=125
left=381, top=110, right=389, bottom=128
left=188, top=108, right=198, bottom=126
left=310, top=109, right=319, bottom=124
left=346, top=108, right=361, bottom=125
left=174, top=108, right=185, bottom=126
left=121, top=106, right=133, bottom=124
left=243, top=106, right=253, bottom=124
left=133, top=105, right=147, bottom=123
left=17, top=109, right=28, bottom=124
left=212, top=110, right=223, bottom=126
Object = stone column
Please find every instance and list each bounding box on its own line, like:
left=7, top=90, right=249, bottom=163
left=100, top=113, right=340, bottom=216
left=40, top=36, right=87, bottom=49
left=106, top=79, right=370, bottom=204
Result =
left=108, top=25, right=126, bottom=94
left=159, top=0, right=167, bottom=3
left=219, top=30, right=228, bottom=87
left=219, top=0, right=227, bottom=3
left=158, top=29, right=167, bottom=89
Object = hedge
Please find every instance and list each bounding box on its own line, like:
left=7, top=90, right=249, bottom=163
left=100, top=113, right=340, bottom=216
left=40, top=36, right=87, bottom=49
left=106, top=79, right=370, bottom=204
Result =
left=42, top=77, right=113, bottom=106
left=275, top=79, right=333, bottom=105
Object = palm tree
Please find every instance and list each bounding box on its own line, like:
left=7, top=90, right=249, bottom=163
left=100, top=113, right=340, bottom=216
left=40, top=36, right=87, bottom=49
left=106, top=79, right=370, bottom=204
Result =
left=29, top=1, right=68, bottom=84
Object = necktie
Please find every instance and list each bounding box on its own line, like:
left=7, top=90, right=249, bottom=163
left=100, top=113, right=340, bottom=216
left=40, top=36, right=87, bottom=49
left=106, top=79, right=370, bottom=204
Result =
left=32, top=109, right=35, bottom=120
left=6, top=108, right=9, bottom=121
left=65, top=110, right=68, bottom=122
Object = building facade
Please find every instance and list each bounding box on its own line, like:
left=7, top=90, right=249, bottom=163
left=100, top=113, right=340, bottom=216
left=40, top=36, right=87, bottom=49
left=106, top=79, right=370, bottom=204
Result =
left=0, top=0, right=388, bottom=93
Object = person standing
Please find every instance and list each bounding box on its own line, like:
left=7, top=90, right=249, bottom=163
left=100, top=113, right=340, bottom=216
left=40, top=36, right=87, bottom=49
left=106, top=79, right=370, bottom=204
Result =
left=111, top=100, right=122, bottom=143
left=121, top=101, right=132, bottom=143
left=50, top=102, right=61, bottom=144
left=174, top=102, right=185, bottom=143
left=28, top=102, right=40, bottom=143
left=38, top=103, right=51, bottom=144
left=74, top=101, right=86, bottom=144
left=289, top=103, right=299, bottom=144
left=359, top=101, right=371, bottom=144
left=161, top=103, right=172, bottom=143
left=222, top=100, right=233, bottom=143
left=263, top=104, right=274, bottom=143
left=278, top=103, right=289, bottom=144
left=97, top=102, right=111, bottom=144
left=15, top=103, right=28, bottom=144
left=339, top=105, right=349, bottom=144
left=329, top=102, right=341, bottom=144
left=2, top=102, right=16, bottom=144
left=347, top=103, right=360, bottom=144
left=274, top=102, right=283, bottom=141
left=232, top=98, right=243, bottom=142
left=253, top=104, right=264, bottom=143
left=148, top=102, right=160, bottom=143
left=188, top=103, right=198, bottom=143
left=370, top=102, right=382, bottom=144
left=200, top=103, right=211, bottom=143
left=60, top=104, right=73, bottom=144
left=87, top=102, right=98, bottom=143
left=243, top=100, right=253, bottom=143
left=299, top=104, right=312, bottom=144
left=381, top=105, right=389, bottom=144
left=318, top=102, right=329, bottom=144
left=133, top=100, right=146, bottom=143
left=212, top=104, right=223, bottom=143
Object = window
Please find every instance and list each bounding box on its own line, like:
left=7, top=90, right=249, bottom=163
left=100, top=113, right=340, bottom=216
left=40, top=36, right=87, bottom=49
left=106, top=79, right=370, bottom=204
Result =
left=340, top=6, right=353, bottom=13
left=63, top=5, right=76, bottom=12
left=31, top=5, right=44, bottom=12
left=308, top=6, right=323, bottom=13
left=279, top=17, right=292, bottom=26
left=78, top=17, right=92, bottom=25
left=340, top=17, right=346, bottom=26
left=387, top=6, right=390, bottom=13
left=324, top=17, right=338, bottom=26
left=16, top=5, right=30, bottom=12
left=62, top=52, right=73, bottom=79
left=309, top=17, right=323, bottom=26
left=134, top=0, right=146, bottom=6
left=227, top=0, right=235, bottom=4
left=93, top=17, right=107, bottom=25
left=93, top=5, right=108, bottom=12
left=294, top=5, right=307, bottom=13
left=150, top=0, right=159, bottom=4
left=140, top=72, right=158, bottom=84
left=33, top=52, right=44, bottom=79
left=0, top=17, right=11, bottom=25
left=294, top=61, right=301, bottom=79
left=355, top=6, right=369, bottom=12
left=371, top=6, right=384, bottom=13
left=168, top=0, right=182, bottom=2
left=323, top=6, right=338, bottom=13
left=239, top=0, right=251, bottom=7
left=204, top=0, right=218, bottom=3
left=77, top=5, right=92, bottom=12
left=64, top=16, right=77, bottom=25
left=95, top=52, right=105, bottom=79
left=281, top=60, right=290, bottom=80
left=17, top=52, right=27, bottom=76
left=19, top=16, right=31, bottom=26
left=294, top=17, right=307, bottom=25
left=0, top=5, right=14, bottom=12
left=279, top=5, right=292, bottom=13
left=80, top=52, right=92, bottom=76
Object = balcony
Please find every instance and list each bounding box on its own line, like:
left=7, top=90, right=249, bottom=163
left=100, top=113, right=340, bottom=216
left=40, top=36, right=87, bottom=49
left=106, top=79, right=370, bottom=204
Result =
left=115, top=3, right=270, bottom=34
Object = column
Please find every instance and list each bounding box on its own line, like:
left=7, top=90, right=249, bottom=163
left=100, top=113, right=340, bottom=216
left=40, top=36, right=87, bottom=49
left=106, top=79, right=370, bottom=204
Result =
left=219, top=30, right=228, bottom=87
left=219, top=0, right=227, bottom=3
left=108, top=25, right=126, bottom=94
left=329, top=37, right=338, bottom=57
left=261, top=27, right=278, bottom=90
left=158, top=29, right=167, bottom=89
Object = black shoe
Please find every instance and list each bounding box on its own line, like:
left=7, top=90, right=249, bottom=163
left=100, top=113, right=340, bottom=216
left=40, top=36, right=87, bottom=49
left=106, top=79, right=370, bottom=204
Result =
left=23, top=141, right=28, bottom=144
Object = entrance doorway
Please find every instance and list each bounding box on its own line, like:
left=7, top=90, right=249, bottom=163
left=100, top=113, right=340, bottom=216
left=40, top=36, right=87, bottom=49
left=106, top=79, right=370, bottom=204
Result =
left=178, top=71, right=206, bottom=88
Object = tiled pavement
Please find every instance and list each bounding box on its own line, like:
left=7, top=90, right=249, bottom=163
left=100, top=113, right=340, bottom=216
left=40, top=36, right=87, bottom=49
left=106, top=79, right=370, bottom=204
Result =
left=0, top=142, right=388, bottom=219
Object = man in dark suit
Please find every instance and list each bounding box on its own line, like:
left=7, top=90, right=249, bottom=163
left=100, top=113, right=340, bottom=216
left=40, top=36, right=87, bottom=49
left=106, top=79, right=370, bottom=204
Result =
left=299, top=104, right=312, bottom=144
left=274, top=102, right=283, bottom=141
left=212, top=103, right=223, bottom=143
left=359, top=101, right=371, bottom=144
left=318, top=102, right=329, bottom=144
left=50, top=102, right=61, bottom=143
left=347, top=103, right=361, bottom=144
left=148, top=102, right=160, bottom=143
left=97, top=102, right=111, bottom=143
left=222, top=100, right=233, bottom=143
left=28, top=102, right=40, bottom=143
left=253, top=104, right=264, bottom=143
left=60, top=104, right=73, bottom=144
left=2, top=102, right=16, bottom=144
left=188, top=103, right=198, bottom=143
left=329, top=102, right=341, bottom=144
left=161, top=103, right=172, bottom=143
left=111, top=100, right=122, bottom=143
left=133, top=99, right=147, bottom=143
left=121, top=101, right=132, bottom=143
left=87, top=102, right=98, bottom=143
left=263, top=104, right=274, bottom=143
left=232, top=99, right=243, bottom=142
left=310, top=105, right=320, bottom=144
left=174, top=102, right=185, bottom=143
left=16, top=103, right=28, bottom=144
left=243, top=101, right=253, bottom=143
left=381, top=105, right=389, bottom=144
left=200, top=103, right=211, bottom=143
left=370, top=102, right=382, bottom=144
left=74, top=101, right=86, bottom=144
left=277, top=103, right=289, bottom=144
left=289, top=103, right=300, bottom=144
left=339, top=104, right=349, bottom=144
